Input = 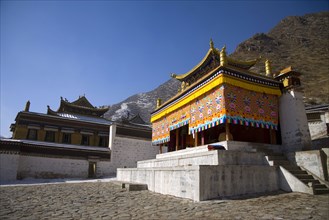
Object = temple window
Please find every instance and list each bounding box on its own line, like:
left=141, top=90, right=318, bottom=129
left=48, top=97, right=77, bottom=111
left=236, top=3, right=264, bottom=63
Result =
left=45, top=131, right=55, bottom=142
left=307, top=113, right=321, bottom=122
left=62, top=133, right=71, bottom=144
left=81, top=135, right=89, bottom=146
left=27, top=129, right=38, bottom=140
left=98, top=136, right=108, bottom=147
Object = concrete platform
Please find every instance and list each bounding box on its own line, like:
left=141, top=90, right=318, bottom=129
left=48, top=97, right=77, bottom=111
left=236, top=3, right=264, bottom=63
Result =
left=117, top=165, right=279, bottom=201
left=155, top=141, right=282, bottom=160
left=117, top=141, right=282, bottom=201
left=138, top=150, right=267, bottom=168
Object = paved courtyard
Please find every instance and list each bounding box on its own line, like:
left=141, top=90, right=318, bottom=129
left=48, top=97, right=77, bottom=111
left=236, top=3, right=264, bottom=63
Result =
left=0, top=180, right=328, bottom=219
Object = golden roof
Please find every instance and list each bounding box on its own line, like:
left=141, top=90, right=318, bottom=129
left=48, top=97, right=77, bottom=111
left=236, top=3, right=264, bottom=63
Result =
left=171, top=39, right=260, bottom=82
left=47, top=96, right=109, bottom=117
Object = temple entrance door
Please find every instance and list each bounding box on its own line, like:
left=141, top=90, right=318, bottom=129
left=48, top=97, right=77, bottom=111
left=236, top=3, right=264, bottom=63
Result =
left=88, top=162, right=97, bottom=178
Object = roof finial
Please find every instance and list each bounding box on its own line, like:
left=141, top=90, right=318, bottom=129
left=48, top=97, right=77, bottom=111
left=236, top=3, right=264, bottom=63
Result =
left=210, top=38, right=214, bottom=49
left=156, top=98, right=162, bottom=108
left=220, top=45, right=227, bottom=66
left=24, top=100, right=30, bottom=112
left=265, top=59, right=273, bottom=77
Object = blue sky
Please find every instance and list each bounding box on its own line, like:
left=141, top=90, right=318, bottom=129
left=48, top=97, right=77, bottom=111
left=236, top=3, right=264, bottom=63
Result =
left=1, top=0, right=328, bottom=137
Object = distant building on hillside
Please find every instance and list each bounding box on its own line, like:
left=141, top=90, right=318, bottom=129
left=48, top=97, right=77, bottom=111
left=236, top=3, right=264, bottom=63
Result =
left=306, top=104, right=329, bottom=140
left=0, top=96, right=158, bottom=183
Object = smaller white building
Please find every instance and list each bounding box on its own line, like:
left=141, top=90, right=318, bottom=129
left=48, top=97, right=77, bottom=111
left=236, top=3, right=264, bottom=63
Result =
left=306, top=104, right=329, bottom=140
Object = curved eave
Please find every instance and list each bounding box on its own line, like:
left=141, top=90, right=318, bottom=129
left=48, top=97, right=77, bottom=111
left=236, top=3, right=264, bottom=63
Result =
left=71, top=96, right=94, bottom=108
left=47, top=106, right=58, bottom=116
left=60, top=100, right=109, bottom=115
left=171, top=49, right=260, bottom=82
left=225, top=64, right=276, bottom=81
left=171, top=48, right=214, bottom=81
left=227, top=57, right=259, bottom=69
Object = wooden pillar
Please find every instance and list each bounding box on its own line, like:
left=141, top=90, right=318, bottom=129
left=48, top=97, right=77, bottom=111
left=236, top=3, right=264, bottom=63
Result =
left=270, top=129, right=277, bottom=144
left=194, top=132, right=198, bottom=147
left=201, top=131, right=205, bottom=145
left=225, top=122, right=232, bottom=141
left=175, top=129, right=179, bottom=151
left=159, top=144, right=163, bottom=154
left=93, top=134, right=97, bottom=146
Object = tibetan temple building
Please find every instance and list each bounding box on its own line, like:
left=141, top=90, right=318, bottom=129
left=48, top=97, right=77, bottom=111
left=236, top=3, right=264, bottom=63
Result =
left=11, top=96, right=111, bottom=147
left=151, top=40, right=299, bottom=152
left=117, top=40, right=329, bottom=200
left=1, top=96, right=157, bottom=181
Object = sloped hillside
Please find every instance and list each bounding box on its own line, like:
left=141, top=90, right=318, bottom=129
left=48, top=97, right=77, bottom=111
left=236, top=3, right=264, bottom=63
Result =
left=230, top=11, right=329, bottom=104
left=103, top=78, right=180, bottom=123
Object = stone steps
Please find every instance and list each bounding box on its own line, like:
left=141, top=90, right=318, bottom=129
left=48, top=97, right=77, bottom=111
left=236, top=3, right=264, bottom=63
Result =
left=266, top=155, right=286, bottom=161
left=281, top=165, right=303, bottom=171
left=294, top=174, right=314, bottom=180
left=313, top=184, right=327, bottom=189
left=289, top=170, right=308, bottom=175
left=156, top=145, right=210, bottom=159
left=255, top=146, right=329, bottom=195
left=300, top=179, right=320, bottom=184
left=314, top=187, right=329, bottom=195
left=269, top=160, right=291, bottom=166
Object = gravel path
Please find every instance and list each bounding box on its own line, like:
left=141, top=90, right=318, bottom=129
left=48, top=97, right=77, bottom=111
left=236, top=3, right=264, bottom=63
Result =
left=1, top=181, right=328, bottom=219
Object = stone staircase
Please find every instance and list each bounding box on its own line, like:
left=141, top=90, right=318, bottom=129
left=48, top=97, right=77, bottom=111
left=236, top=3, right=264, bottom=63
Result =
left=253, top=146, right=329, bottom=195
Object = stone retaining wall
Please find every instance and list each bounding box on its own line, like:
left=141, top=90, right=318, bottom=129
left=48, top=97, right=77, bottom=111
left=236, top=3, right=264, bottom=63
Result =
left=117, top=165, right=279, bottom=201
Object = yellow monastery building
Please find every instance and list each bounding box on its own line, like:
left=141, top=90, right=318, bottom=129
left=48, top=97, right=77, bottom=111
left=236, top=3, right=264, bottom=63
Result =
left=117, top=40, right=328, bottom=200
left=151, top=40, right=299, bottom=152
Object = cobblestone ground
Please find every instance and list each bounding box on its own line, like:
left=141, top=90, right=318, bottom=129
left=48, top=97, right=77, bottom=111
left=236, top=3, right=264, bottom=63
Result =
left=0, top=181, right=328, bottom=220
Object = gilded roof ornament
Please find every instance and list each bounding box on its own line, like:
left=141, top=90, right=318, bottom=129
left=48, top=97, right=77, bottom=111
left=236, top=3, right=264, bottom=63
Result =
left=171, top=73, right=177, bottom=79
left=210, top=38, right=215, bottom=50
left=265, top=59, right=272, bottom=77
left=220, top=45, right=227, bottom=66
left=156, top=98, right=162, bottom=108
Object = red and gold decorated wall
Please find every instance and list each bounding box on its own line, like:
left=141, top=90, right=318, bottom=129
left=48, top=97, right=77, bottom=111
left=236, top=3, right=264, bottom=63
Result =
left=152, top=83, right=279, bottom=145
left=224, top=84, right=278, bottom=129
left=189, top=85, right=226, bottom=133
left=152, top=117, right=170, bottom=144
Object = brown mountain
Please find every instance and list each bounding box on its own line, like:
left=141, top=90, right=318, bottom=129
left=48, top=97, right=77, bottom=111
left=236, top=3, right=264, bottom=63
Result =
left=105, top=11, right=329, bottom=123
left=230, top=11, right=329, bottom=105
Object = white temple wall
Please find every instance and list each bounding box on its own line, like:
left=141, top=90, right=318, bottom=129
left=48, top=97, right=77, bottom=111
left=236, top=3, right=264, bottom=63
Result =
left=110, top=136, right=159, bottom=171
left=279, top=90, right=311, bottom=156
left=97, top=161, right=116, bottom=177
left=0, top=153, right=20, bottom=183
left=17, top=155, right=89, bottom=179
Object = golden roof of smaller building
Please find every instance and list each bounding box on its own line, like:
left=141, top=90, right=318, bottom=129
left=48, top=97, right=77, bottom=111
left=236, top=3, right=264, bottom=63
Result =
left=47, top=96, right=109, bottom=117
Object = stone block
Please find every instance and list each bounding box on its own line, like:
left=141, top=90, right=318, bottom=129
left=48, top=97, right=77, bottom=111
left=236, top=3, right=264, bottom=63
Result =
left=122, top=183, right=148, bottom=191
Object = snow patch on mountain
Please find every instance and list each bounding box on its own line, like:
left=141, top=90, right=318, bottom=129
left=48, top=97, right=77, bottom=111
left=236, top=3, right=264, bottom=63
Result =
left=111, top=103, right=131, bottom=121
left=104, top=78, right=181, bottom=123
